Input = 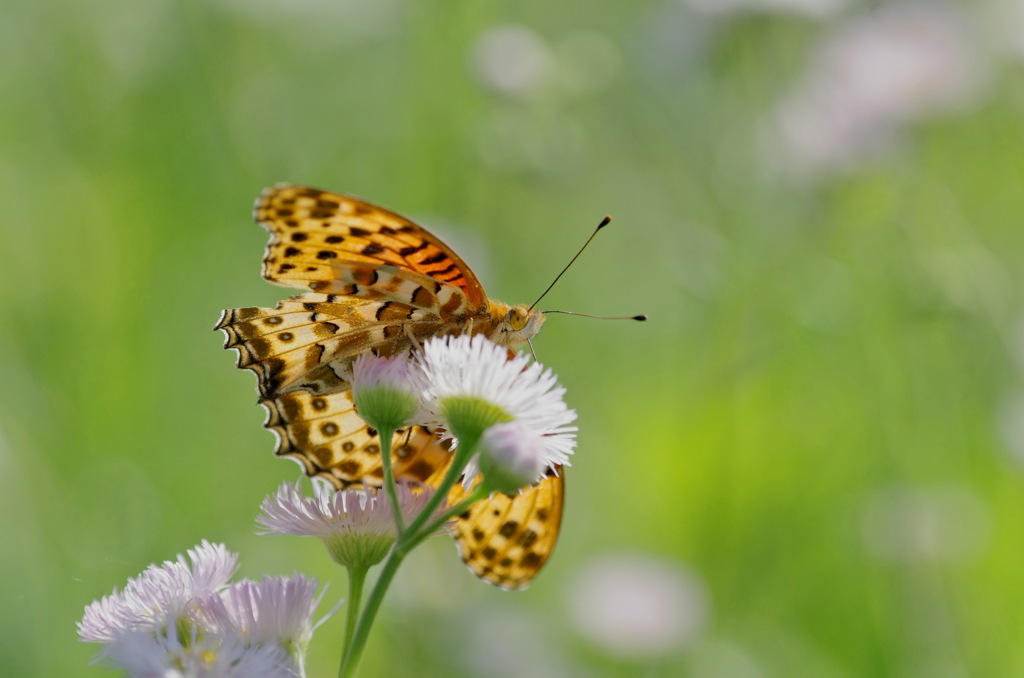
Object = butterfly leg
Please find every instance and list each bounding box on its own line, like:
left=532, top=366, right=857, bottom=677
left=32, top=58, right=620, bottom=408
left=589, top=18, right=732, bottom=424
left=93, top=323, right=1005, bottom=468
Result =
left=526, top=338, right=538, bottom=362
left=404, top=324, right=424, bottom=353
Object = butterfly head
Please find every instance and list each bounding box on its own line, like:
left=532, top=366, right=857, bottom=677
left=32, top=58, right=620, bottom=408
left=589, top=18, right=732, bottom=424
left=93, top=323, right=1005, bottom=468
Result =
left=489, top=304, right=546, bottom=348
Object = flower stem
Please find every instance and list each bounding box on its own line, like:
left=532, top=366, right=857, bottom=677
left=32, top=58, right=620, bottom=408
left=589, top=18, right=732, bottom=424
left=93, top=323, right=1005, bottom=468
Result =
left=406, top=485, right=490, bottom=551
left=342, top=565, right=368, bottom=655
left=400, top=431, right=480, bottom=545
left=377, top=427, right=404, bottom=532
left=338, top=549, right=405, bottom=678
left=336, top=433, right=482, bottom=678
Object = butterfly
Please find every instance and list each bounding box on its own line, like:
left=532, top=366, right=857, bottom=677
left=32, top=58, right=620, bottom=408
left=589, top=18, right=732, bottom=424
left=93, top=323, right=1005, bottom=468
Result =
left=217, top=184, right=563, bottom=589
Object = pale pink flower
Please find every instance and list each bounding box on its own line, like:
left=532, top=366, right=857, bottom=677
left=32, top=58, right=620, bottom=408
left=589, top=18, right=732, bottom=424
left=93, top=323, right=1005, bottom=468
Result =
left=78, top=541, right=238, bottom=643
left=257, top=480, right=445, bottom=568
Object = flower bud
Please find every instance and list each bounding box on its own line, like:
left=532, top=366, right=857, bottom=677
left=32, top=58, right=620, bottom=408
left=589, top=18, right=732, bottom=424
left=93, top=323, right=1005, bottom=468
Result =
left=477, top=421, right=546, bottom=494
left=350, top=353, right=425, bottom=432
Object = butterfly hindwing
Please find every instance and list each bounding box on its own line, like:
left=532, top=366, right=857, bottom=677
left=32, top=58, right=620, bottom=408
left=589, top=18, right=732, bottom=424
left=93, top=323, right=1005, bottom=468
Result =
left=261, top=389, right=452, bottom=488
left=449, top=470, right=565, bottom=590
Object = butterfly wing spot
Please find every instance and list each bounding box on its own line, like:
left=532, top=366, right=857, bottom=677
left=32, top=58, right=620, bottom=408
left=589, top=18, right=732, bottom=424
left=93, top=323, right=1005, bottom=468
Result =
left=338, top=460, right=361, bottom=476
left=411, top=285, right=435, bottom=308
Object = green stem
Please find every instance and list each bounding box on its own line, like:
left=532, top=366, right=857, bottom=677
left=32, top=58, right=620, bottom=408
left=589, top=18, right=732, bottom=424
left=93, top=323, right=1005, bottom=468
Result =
left=377, top=427, right=404, bottom=532
left=406, top=485, right=491, bottom=551
left=399, top=431, right=481, bottom=544
left=342, top=565, right=368, bottom=659
left=336, top=433, right=483, bottom=678
left=337, top=549, right=405, bottom=678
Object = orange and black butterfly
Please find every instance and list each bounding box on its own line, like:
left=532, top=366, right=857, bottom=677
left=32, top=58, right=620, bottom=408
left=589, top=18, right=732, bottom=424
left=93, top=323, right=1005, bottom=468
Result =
left=217, top=185, right=562, bottom=589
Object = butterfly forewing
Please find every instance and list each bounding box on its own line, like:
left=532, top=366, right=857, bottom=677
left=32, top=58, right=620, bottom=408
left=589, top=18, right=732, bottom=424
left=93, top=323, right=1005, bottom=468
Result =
left=220, top=185, right=565, bottom=588
left=255, top=184, right=486, bottom=310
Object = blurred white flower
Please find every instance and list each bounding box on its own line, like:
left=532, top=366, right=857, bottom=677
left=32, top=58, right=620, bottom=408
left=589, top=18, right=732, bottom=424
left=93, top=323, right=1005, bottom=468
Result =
left=458, top=609, right=570, bottom=678
left=860, top=484, right=991, bottom=563
left=78, top=541, right=238, bottom=643
left=687, top=0, right=846, bottom=20
left=468, top=25, right=607, bottom=175
left=770, top=2, right=982, bottom=175
left=100, top=624, right=296, bottom=678
left=568, top=553, right=710, bottom=658
left=470, top=25, right=552, bottom=97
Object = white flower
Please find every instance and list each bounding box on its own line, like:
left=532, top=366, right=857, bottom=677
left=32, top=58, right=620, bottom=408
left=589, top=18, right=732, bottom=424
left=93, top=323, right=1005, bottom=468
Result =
left=568, top=554, right=710, bottom=658
left=100, top=623, right=296, bottom=678
left=477, top=420, right=548, bottom=492
left=78, top=541, right=238, bottom=643
left=79, top=544, right=326, bottom=676
left=193, top=574, right=325, bottom=654
left=417, top=334, right=577, bottom=474
left=350, top=352, right=427, bottom=432
left=256, top=480, right=444, bottom=568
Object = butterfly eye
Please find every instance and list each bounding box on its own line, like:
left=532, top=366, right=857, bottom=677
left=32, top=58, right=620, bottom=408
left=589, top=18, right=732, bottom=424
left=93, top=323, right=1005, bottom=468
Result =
left=508, top=307, right=529, bottom=331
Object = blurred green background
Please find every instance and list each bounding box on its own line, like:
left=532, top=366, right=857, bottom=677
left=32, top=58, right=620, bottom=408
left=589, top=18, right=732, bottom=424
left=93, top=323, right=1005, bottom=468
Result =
left=5, top=0, right=1024, bottom=675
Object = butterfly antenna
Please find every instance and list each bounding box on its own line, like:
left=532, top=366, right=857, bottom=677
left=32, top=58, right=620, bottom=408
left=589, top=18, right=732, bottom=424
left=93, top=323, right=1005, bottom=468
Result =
left=529, top=216, right=612, bottom=311
left=542, top=311, right=648, bottom=321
